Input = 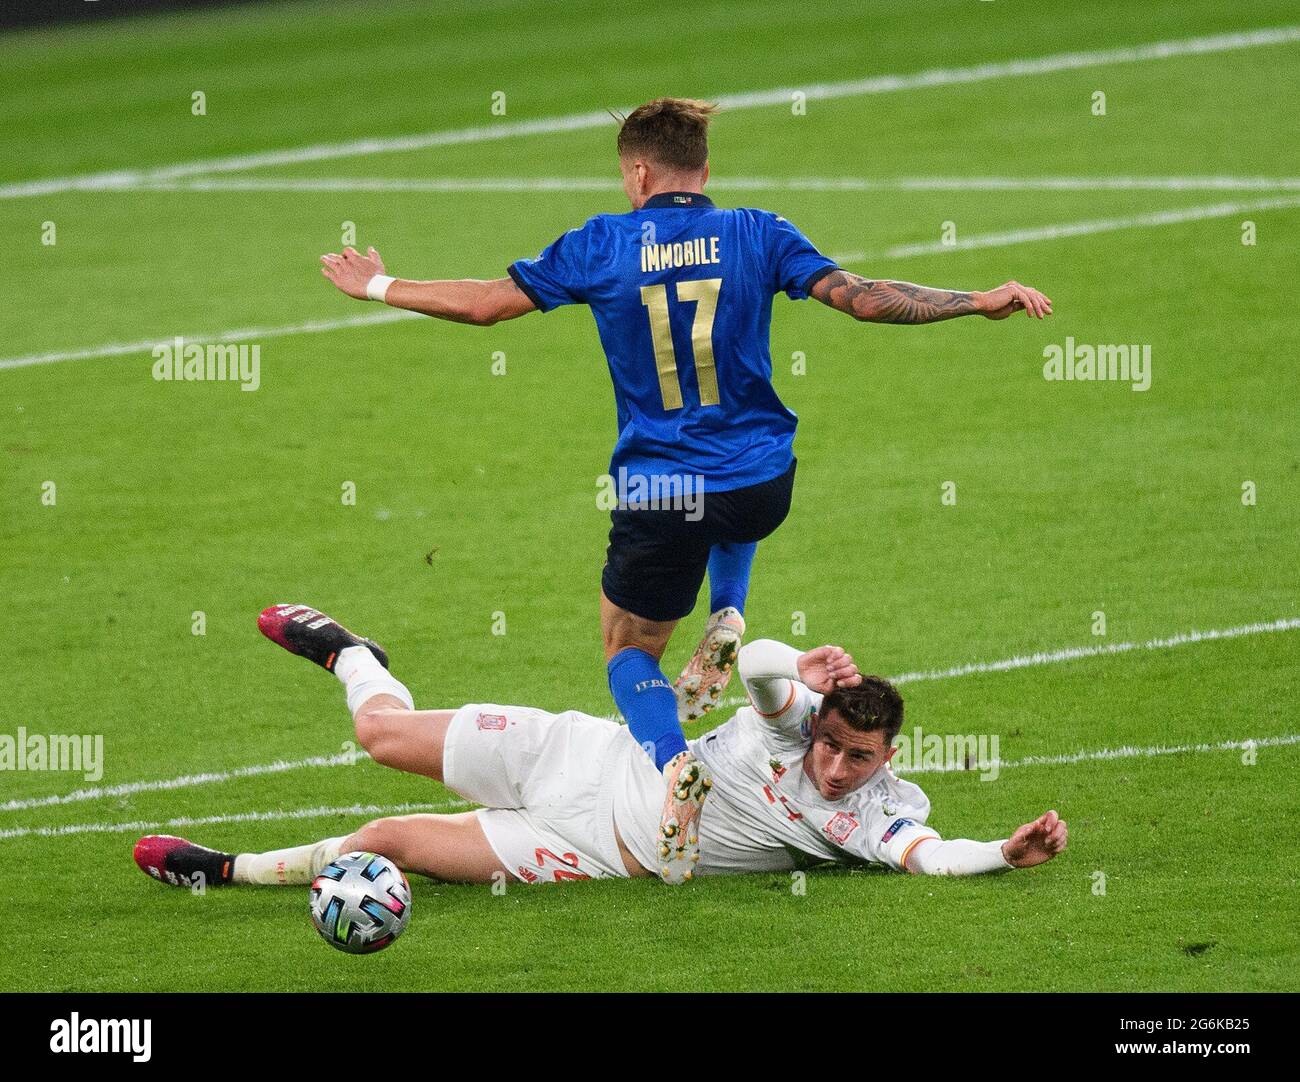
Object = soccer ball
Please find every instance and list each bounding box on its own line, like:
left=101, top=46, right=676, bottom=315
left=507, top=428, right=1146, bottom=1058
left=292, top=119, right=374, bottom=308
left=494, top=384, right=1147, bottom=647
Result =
left=310, top=851, right=412, bottom=954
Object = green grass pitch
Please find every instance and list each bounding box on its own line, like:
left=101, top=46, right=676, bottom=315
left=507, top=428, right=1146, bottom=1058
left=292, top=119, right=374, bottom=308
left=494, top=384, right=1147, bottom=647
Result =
left=1, top=0, right=1297, bottom=992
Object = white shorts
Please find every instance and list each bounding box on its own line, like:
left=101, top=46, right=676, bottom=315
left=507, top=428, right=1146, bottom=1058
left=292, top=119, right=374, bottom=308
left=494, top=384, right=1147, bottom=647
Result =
left=444, top=703, right=636, bottom=883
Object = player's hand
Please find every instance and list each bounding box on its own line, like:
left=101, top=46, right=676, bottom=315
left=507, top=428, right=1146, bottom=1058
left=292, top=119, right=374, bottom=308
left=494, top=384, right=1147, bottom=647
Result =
left=796, top=645, right=863, bottom=695
left=974, top=280, right=1052, bottom=320
left=1001, top=809, right=1068, bottom=868
left=320, top=246, right=386, bottom=300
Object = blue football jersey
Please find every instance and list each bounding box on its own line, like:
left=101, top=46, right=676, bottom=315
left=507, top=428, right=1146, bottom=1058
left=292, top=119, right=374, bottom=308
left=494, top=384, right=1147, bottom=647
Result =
left=507, top=191, right=837, bottom=493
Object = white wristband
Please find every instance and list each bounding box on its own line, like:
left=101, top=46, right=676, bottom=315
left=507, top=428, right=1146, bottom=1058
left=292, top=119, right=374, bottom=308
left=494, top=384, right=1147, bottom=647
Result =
left=365, top=274, right=396, bottom=302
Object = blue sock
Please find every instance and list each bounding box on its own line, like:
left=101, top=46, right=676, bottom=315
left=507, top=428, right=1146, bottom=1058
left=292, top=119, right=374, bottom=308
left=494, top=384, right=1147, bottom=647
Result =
left=607, top=647, right=686, bottom=770
left=708, top=541, right=757, bottom=615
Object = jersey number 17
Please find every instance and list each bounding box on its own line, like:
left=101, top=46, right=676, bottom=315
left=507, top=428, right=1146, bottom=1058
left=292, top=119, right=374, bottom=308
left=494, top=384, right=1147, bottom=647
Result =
left=639, top=278, right=722, bottom=410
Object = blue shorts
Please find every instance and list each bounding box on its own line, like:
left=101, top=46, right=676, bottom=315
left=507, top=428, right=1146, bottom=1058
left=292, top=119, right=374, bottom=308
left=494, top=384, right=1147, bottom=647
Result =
left=600, top=459, right=796, bottom=622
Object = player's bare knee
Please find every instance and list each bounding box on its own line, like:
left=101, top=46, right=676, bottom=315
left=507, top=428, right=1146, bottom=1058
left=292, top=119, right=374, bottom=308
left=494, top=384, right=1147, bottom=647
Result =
left=348, top=818, right=407, bottom=866
left=354, top=707, right=403, bottom=764
left=353, top=708, right=383, bottom=753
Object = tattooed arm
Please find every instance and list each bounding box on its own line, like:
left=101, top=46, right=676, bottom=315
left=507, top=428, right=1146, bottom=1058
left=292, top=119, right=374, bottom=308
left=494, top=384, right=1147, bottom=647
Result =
left=810, top=269, right=1052, bottom=324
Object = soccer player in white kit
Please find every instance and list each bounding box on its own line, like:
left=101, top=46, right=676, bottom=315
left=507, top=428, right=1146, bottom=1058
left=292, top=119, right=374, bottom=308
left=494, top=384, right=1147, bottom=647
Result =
left=133, top=604, right=1068, bottom=891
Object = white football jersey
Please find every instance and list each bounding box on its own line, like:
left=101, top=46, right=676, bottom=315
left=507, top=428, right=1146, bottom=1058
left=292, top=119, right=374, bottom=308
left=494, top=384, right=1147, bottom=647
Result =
left=611, top=680, right=939, bottom=876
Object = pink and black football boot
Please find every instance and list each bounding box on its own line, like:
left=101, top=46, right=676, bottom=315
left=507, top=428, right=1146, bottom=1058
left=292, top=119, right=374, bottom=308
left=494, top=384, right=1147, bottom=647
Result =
left=257, top=603, right=388, bottom=673
left=134, top=835, right=235, bottom=888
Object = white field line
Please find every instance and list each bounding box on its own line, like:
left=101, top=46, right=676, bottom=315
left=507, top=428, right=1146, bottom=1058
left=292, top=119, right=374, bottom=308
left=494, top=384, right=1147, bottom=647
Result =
left=0, top=800, right=470, bottom=841
left=829, top=194, right=1300, bottom=263
left=1, top=735, right=1292, bottom=841
left=4, top=25, right=1299, bottom=200
left=693, top=615, right=1300, bottom=716
left=0, top=308, right=420, bottom=373
left=115, top=174, right=1300, bottom=194
left=0, top=748, right=376, bottom=813
left=7, top=193, right=1300, bottom=375
left=894, top=733, right=1300, bottom=776
left=886, top=615, right=1300, bottom=685
left=4, top=615, right=1295, bottom=817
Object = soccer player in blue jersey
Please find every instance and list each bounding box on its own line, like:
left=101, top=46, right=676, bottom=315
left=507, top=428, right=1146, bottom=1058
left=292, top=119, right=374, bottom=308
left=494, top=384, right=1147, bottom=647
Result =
left=320, top=97, right=1052, bottom=882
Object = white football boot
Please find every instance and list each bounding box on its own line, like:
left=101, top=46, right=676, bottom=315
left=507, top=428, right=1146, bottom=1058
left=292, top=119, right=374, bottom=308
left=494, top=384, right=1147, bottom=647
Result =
left=658, top=750, right=712, bottom=884
left=673, top=606, right=746, bottom=723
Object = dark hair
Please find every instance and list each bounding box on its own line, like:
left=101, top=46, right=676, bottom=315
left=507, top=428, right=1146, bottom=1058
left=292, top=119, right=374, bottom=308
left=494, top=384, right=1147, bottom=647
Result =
left=615, top=97, right=718, bottom=172
left=820, top=677, right=905, bottom=745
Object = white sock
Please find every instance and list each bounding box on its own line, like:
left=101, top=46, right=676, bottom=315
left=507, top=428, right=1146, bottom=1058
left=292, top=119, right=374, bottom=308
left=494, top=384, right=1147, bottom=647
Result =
left=232, top=836, right=348, bottom=885
left=334, top=645, right=414, bottom=715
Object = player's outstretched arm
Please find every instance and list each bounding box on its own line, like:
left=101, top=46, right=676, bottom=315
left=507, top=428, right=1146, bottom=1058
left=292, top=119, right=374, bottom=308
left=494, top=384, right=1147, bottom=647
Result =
left=320, top=245, right=537, bottom=325
left=810, top=269, right=1052, bottom=324
left=739, top=639, right=862, bottom=715
left=905, top=810, right=1068, bottom=875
